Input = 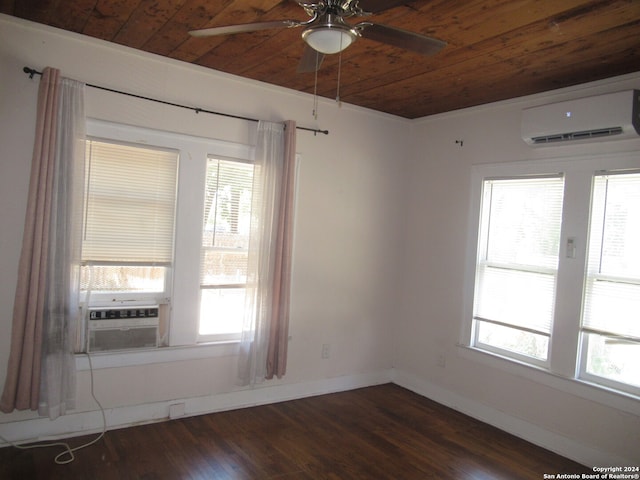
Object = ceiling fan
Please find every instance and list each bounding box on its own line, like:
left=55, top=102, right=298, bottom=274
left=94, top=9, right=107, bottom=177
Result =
left=189, top=0, right=446, bottom=73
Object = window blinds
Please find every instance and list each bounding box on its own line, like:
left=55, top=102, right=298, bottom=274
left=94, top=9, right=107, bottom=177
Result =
left=474, top=176, right=564, bottom=337
left=82, top=139, right=178, bottom=264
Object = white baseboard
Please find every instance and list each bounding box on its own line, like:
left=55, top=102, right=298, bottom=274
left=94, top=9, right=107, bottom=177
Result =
left=392, top=369, right=635, bottom=468
left=0, top=369, right=394, bottom=446
left=2, top=367, right=633, bottom=468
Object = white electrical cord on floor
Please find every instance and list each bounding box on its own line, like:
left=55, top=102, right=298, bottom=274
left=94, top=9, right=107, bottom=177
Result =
left=0, top=352, right=107, bottom=465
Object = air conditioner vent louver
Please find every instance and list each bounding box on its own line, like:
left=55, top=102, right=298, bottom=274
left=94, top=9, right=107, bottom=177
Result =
left=531, top=127, right=624, bottom=144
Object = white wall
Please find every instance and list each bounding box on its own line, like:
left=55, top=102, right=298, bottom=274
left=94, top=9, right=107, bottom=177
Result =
left=0, top=14, right=406, bottom=427
left=1, top=13, right=639, bottom=468
left=397, top=76, right=640, bottom=465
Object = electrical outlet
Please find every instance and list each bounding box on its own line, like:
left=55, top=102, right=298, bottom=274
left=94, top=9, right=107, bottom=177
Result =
left=321, top=343, right=330, bottom=359
left=437, top=353, right=446, bottom=367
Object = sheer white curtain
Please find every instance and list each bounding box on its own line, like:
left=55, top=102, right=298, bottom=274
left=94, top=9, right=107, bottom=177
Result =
left=40, top=75, right=85, bottom=418
left=0, top=68, right=85, bottom=419
left=237, top=120, right=296, bottom=386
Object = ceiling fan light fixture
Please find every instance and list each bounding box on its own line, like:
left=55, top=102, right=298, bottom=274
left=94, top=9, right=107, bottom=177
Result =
left=302, top=20, right=358, bottom=54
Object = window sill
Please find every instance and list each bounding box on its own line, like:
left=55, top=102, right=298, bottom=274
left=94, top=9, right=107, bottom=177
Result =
left=75, top=341, right=240, bottom=370
left=457, top=344, right=639, bottom=415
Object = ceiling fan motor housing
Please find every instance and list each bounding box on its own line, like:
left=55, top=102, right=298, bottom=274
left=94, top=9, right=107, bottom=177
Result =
left=302, top=12, right=360, bottom=54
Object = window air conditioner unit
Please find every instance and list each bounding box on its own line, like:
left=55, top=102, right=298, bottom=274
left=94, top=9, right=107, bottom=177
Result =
left=521, top=90, right=640, bottom=146
left=86, top=306, right=159, bottom=353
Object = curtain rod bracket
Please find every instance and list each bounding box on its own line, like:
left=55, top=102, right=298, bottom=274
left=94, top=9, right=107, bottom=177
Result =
left=23, top=66, right=40, bottom=79
left=22, top=66, right=328, bottom=136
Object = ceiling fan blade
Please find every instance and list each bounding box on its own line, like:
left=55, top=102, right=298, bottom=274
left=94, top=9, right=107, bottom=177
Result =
left=189, top=20, right=300, bottom=37
left=356, top=23, right=446, bottom=56
left=355, top=0, right=413, bottom=13
left=297, top=44, right=325, bottom=73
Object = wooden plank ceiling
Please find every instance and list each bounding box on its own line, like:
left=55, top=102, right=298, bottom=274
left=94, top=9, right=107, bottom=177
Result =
left=3, top=0, right=640, bottom=118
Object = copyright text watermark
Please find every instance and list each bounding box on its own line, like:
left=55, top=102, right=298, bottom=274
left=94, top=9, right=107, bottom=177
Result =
left=543, top=467, right=640, bottom=479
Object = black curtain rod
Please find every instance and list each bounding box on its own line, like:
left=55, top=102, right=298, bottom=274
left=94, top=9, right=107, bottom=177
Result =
left=23, top=67, right=328, bottom=136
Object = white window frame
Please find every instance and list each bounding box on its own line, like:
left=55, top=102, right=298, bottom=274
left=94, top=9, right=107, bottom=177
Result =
left=462, top=151, right=640, bottom=403
left=85, top=119, right=254, bottom=351
left=577, top=169, right=640, bottom=396
left=471, top=174, right=564, bottom=369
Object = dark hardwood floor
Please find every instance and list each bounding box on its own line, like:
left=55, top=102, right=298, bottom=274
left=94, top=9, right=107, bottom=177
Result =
left=0, top=383, right=590, bottom=479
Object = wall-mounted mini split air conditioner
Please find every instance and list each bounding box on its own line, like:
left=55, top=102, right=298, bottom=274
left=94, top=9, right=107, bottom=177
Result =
left=521, top=89, right=640, bottom=146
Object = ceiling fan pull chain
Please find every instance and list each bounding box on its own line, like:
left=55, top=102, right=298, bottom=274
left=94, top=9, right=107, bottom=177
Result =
left=336, top=36, right=343, bottom=106
left=312, top=50, right=320, bottom=119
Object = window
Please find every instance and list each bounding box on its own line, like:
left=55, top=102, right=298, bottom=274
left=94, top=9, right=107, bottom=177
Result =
left=199, top=158, right=254, bottom=341
left=580, top=172, right=640, bottom=394
left=472, top=176, right=564, bottom=365
left=84, top=119, right=256, bottom=350
left=81, top=139, right=178, bottom=304
left=466, top=156, right=640, bottom=398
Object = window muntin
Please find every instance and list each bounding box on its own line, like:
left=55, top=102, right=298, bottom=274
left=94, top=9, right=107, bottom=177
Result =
left=199, top=158, right=254, bottom=340
left=580, top=171, right=640, bottom=392
left=472, top=176, right=564, bottom=364
left=81, top=139, right=178, bottom=301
